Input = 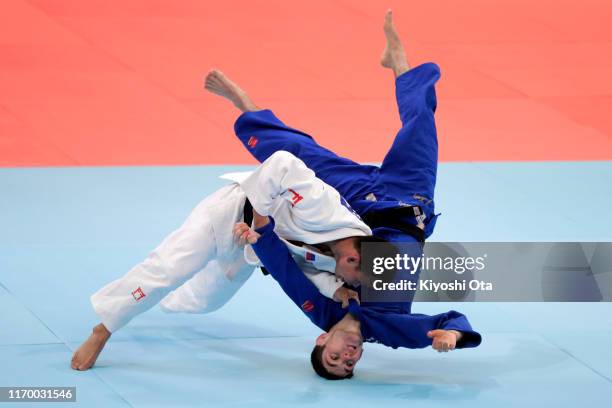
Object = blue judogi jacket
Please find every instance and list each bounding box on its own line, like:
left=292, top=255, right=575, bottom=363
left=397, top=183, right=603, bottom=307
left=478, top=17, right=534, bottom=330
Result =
left=252, top=218, right=482, bottom=349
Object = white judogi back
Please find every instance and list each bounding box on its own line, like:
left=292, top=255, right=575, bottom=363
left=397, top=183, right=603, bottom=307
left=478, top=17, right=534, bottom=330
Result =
left=219, top=150, right=370, bottom=245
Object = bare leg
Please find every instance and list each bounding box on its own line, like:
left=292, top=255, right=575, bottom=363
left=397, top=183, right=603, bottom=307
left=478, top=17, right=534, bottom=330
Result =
left=204, top=70, right=259, bottom=112
left=70, top=323, right=111, bottom=370
left=380, top=10, right=411, bottom=78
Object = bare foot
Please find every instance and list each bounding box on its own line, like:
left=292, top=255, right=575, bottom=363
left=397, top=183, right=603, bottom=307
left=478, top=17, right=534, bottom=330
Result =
left=71, top=324, right=111, bottom=371
left=204, top=70, right=259, bottom=112
left=380, top=10, right=410, bottom=77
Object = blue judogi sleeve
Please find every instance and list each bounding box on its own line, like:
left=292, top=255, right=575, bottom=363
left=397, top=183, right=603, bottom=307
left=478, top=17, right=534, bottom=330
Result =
left=358, top=307, right=482, bottom=350
left=251, top=219, right=481, bottom=351
left=250, top=218, right=346, bottom=331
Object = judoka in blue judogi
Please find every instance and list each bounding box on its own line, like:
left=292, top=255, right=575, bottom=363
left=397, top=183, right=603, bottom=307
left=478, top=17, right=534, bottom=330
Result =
left=202, top=10, right=481, bottom=379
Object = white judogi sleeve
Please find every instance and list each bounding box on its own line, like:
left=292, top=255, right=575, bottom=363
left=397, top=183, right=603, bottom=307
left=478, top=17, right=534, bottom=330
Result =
left=301, top=269, right=344, bottom=299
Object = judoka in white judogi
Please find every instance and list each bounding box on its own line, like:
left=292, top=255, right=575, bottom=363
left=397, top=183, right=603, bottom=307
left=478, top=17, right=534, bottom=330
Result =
left=91, top=151, right=371, bottom=332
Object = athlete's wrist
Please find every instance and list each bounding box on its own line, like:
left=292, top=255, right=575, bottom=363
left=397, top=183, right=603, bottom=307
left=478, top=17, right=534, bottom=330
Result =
left=253, top=209, right=270, bottom=229
left=448, top=330, right=462, bottom=341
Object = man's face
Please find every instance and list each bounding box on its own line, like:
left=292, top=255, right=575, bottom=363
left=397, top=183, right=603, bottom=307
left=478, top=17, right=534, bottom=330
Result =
left=316, top=331, right=364, bottom=376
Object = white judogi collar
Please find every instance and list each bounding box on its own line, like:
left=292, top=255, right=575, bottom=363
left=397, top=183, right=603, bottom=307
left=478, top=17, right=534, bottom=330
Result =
left=243, top=237, right=336, bottom=273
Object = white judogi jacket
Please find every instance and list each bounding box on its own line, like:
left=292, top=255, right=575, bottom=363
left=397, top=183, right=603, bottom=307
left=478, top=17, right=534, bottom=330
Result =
left=243, top=239, right=340, bottom=297
left=91, top=151, right=371, bottom=332
left=219, top=151, right=370, bottom=294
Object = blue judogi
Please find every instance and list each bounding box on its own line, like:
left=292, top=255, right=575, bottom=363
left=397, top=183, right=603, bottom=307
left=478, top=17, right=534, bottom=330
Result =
left=234, top=62, right=442, bottom=243
left=252, top=218, right=482, bottom=350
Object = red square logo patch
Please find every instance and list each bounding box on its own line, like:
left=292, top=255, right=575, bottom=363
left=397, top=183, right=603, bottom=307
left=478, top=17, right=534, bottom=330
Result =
left=132, top=287, right=146, bottom=302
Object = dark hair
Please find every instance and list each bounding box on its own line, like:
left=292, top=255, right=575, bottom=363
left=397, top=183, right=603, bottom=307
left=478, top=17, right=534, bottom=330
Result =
left=310, top=345, right=354, bottom=380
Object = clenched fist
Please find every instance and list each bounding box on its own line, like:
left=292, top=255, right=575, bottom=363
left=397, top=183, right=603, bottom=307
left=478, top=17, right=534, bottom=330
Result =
left=427, top=329, right=462, bottom=353
left=233, top=222, right=261, bottom=246
left=333, top=287, right=360, bottom=308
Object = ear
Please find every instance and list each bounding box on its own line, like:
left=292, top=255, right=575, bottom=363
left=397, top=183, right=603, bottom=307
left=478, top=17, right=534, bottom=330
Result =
left=315, top=333, right=328, bottom=346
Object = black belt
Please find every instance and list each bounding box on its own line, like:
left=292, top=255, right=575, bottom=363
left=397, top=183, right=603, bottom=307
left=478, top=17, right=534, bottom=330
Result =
left=243, top=198, right=270, bottom=275
left=362, top=206, right=425, bottom=243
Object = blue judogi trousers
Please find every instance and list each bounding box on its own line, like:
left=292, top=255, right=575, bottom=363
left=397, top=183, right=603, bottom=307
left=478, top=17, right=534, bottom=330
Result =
left=233, top=62, right=441, bottom=243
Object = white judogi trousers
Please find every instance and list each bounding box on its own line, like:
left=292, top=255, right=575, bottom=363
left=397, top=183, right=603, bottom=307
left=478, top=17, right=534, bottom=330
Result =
left=91, top=151, right=371, bottom=333
left=91, top=184, right=253, bottom=332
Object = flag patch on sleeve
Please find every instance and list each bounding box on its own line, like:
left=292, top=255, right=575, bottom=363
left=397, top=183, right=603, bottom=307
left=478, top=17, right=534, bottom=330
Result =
left=247, top=136, right=258, bottom=148
left=301, top=300, right=314, bottom=312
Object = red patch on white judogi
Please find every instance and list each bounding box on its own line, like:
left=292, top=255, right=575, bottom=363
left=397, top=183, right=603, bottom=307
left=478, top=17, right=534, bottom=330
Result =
left=132, top=287, right=146, bottom=302
left=301, top=300, right=314, bottom=312
left=247, top=136, right=258, bottom=148
left=288, top=188, right=303, bottom=207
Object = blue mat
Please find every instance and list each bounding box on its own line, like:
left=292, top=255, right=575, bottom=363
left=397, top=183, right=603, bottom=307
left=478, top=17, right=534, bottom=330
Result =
left=1, top=162, right=611, bottom=407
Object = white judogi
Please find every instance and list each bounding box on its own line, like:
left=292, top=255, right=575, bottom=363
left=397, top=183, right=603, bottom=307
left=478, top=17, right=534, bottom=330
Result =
left=91, top=151, right=371, bottom=332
